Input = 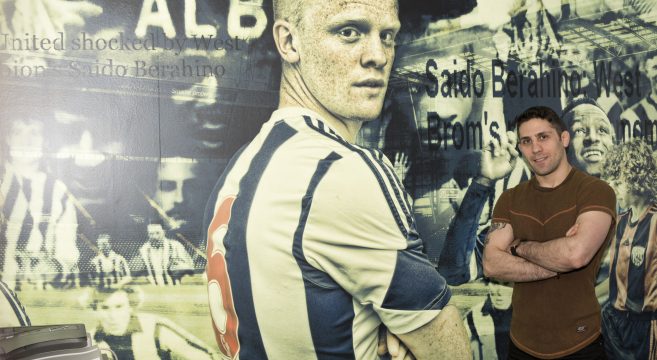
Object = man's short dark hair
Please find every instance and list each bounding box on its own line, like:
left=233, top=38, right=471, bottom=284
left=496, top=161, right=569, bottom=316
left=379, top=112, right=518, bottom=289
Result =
left=514, top=106, right=567, bottom=135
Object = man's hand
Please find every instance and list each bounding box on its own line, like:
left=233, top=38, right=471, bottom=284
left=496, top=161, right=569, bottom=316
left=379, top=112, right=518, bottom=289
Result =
left=508, top=223, right=579, bottom=259
left=508, top=238, right=522, bottom=253
left=566, top=223, right=579, bottom=237
left=392, top=152, right=411, bottom=183
left=483, top=221, right=558, bottom=282
left=378, top=326, right=415, bottom=360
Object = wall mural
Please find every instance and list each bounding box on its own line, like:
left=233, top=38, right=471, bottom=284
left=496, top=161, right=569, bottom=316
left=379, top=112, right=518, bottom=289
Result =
left=1, top=0, right=656, bottom=358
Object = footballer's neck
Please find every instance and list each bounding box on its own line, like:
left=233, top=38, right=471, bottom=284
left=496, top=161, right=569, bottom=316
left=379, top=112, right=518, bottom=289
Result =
left=278, top=71, right=363, bottom=144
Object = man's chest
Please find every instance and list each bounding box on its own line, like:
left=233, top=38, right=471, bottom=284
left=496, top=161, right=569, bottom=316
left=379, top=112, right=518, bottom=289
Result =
left=507, top=191, right=579, bottom=241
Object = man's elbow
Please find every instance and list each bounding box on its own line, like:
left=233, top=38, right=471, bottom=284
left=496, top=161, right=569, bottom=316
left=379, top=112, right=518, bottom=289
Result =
left=566, top=249, right=594, bottom=270
left=482, top=257, right=497, bottom=279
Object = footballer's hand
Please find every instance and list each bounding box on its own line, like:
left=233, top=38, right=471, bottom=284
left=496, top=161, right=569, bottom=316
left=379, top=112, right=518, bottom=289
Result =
left=392, top=152, right=411, bottom=183
left=378, top=326, right=415, bottom=360
left=480, top=132, right=518, bottom=181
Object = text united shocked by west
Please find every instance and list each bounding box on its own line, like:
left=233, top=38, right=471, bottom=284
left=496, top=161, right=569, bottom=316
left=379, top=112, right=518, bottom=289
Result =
left=1, top=32, right=243, bottom=56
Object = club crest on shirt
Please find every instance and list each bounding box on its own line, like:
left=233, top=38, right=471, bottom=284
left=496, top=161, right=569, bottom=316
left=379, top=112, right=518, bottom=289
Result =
left=632, top=246, right=646, bottom=267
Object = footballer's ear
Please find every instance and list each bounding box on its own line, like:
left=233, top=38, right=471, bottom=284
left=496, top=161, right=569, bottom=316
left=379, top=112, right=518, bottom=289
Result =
left=273, top=19, right=299, bottom=64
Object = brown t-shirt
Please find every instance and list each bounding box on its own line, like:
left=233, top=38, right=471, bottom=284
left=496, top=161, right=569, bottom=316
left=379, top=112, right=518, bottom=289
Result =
left=492, top=168, right=616, bottom=359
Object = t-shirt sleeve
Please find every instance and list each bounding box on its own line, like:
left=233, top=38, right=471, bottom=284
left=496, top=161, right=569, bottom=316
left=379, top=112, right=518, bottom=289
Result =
left=577, top=177, right=617, bottom=221
left=491, top=189, right=512, bottom=223
left=301, top=152, right=450, bottom=335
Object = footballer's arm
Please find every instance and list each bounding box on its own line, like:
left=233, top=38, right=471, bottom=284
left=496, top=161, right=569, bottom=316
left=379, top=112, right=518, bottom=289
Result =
left=482, top=221, right=557, bottom=282
left=395, top=304, right=470, bottom=360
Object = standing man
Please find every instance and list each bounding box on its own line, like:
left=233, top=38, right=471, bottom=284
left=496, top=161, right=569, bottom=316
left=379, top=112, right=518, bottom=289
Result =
left=204, top=0, right=469, bottom=359
left=134, top=223, right=193, bottom=286
left=1, top=111, right=78, bottom=290
left=483, top=106, right=616, bottom=359
left=90, top=233, right=131, bottom=288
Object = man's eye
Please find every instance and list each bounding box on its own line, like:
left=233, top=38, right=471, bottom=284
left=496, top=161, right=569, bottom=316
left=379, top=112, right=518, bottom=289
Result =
left=380, top=31, right=395, bottom=44
left=574, top=128, right=586, bottom=135
left=598, top=127, right=610, bottom=134
left=520, top=139, right=530, bottom=145
left=339, top=28, right=360, bottom=40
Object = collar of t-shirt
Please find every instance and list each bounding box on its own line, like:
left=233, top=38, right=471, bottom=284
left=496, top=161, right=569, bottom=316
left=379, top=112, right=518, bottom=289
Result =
left=530, top=166, right=577, bottom=192
left=271, top=107, right=345, bottom=140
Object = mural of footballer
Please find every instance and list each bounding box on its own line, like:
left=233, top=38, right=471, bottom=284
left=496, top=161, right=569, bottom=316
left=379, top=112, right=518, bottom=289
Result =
left=602, top=139, right=657, bottom=360
left=204, top=0, right=470, bottom=358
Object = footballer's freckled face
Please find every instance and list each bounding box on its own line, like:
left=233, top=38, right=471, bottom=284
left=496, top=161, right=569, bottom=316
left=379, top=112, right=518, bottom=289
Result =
left=294, top=0, right=400, bottom=122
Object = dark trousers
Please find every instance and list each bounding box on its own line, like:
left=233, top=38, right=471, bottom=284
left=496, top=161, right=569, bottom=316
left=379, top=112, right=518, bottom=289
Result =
left=509, top=336, right=606, bottom=360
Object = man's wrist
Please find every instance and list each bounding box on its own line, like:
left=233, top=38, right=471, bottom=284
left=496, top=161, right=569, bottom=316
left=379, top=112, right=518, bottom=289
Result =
left=474, top=176, right=494, bottom=188
left=510, top=240, right=524, bottom=257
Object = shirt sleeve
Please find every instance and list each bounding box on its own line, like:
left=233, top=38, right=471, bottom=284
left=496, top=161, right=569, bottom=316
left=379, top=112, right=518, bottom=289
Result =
left=576, top=177, right=617, bottom=221
left=491, top=189, right=512, bottom=223
left=301, top=152, right=451, bottom=335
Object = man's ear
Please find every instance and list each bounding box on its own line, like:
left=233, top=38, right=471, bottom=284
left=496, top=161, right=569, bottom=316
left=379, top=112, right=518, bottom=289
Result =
left=273, top=20, right=299, bottom=64
left=561, top=130, right=570, bottom=148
